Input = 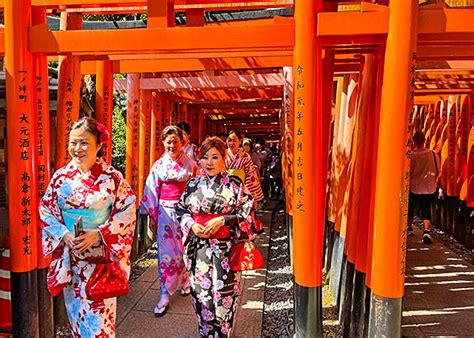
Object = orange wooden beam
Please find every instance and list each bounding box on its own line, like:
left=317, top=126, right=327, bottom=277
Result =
left=20, top=0, right=293, bottom=10
left=80, top=53, right=292, bottom=74
left=194, top=99, right=281, bottom=109
left=112, top=73, right=283, bottom=91
left=29, top=18, right=294, bottom=54
left=170, top=88, right=283, bottom=102
left=318, top=10, right=389, bottom=37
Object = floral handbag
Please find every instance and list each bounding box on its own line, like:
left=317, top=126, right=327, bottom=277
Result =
left=230, top=241, right=264, bottom=271
left=85, top=248, right=129, bottom=301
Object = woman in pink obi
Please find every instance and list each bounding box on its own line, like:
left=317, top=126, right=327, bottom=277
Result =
left=39, top=117, right=136, bottom=337
left=139, top=126, right=198, bottom=317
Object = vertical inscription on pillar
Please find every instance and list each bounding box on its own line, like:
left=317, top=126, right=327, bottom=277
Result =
left=295, top=64, right=305, bottom=213
left=102, top=82, right=110, bottom=160
left=131, top=98, right=140, bottom=194
left=17, top=70, right=34, bottom=258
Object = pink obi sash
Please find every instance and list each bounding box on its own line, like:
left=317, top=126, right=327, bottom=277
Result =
left=160, top=181, right=187, bottom=201
left=193, top=214, right=230, bottom=239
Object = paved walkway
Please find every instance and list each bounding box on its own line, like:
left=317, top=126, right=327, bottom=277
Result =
left=116, top=207, right=273, bottom=338
left=116, top=209, right=474, bottom=337
left=402, top=226, right=474, bottom=336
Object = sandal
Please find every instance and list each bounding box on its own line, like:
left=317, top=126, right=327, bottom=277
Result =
left=180, top=287, right=191, bottom=297
left=153, top=298, right=169, bottom=317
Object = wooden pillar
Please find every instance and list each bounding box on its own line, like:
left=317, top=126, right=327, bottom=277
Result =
left=95, top=60, right=114, bottom=163
left=32, top=7, right=54, bottom=338
left=151, top=91, right=166, bottom=163
left=147, top=0, right=174, bottom=28
left=369, top=1, right=418, bottom=336
left=139, top=87, right=152, bottom=203
left=282, top=66, right=294, bottom=218
left=54, top=13, right=82, bottom=170
left=126, top=74, right=140, bottom=205
left=186, top=8, right=205, bottom=26
left=198, top=109, right=205, bottom=144
left=5, top=0, right=40, bottom=336
left=282, top=66, right=294, bottom=269
left=293, top=0, right=324, bottom=336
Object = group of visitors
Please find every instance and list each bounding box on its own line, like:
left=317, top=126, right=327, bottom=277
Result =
left=39, top=117, right=268, bottom=337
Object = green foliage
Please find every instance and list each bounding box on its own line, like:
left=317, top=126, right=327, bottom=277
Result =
left=112, top=93, right=127, bottom=175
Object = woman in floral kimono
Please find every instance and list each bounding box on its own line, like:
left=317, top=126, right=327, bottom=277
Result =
left=225, top=129, right=264, bottom=206
left=176, top=137, right=258, bottom=337
left=40, top=117, right=136, bottom=337
left=139, top=126, right=198, bottom=317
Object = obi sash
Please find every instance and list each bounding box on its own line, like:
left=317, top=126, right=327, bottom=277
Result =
left=62, top=208, right=111, bottom=233
left=160, top=181, right=187, bottom=201
left=226, top=168, right=245, bottom=182
left=193, top=214, right=230, bottom=239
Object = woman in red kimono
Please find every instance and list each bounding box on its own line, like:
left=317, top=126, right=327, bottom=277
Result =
left=40, top=117, right=136, bottom=337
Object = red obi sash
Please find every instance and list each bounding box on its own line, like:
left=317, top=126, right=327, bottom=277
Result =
left=160, top=181, right=187, bottom=201
left=193, top=214, right=230, bottom=239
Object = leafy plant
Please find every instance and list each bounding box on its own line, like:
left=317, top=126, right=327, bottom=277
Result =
left=112, top=93, right=127, bottom=175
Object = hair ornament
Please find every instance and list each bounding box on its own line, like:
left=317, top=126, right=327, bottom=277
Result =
left=97, top=123, right=110, bottom=143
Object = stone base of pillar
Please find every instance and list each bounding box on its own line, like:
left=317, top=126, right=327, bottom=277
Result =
left=294, top=283, right=322, bottom=338
left=37, top=268, right=54, bottom=338
left=11, top=270, right=39, bottom=337
left=368, top=292, right=402, bottom=337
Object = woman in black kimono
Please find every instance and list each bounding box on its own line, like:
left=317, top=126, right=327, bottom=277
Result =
left=176, top=137, right=258, bottom=337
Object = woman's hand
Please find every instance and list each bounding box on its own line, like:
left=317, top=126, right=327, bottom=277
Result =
left=73, top=230, right=101, bottom=252
left=192, top=223, right=210, bottom=238
left=203, top=216, right=225, bottom=236
left=63, top=231, right=76, bottom=249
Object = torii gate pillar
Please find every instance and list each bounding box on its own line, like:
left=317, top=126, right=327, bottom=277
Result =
left=369, top=1, right=419, bottom=336
left=292, top=0, right=324, bottom=336
left=5, top=0, right=40, bottom=335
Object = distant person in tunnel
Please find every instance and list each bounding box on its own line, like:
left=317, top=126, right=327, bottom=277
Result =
left=176, top=137, right=260, bottom=337
left=242, top=137, right=262, bottom=177
left=225, top=129, right=264, bottom=208
left=408, top=130, right=440, bottom=244
left=140, top=126, right=199, bottom=317
left=265, top=146, right=282, bottom=200
left=177, top=121, right=199, bottom=162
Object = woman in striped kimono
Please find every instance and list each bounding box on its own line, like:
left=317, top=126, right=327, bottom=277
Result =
left=225, top=129, right=264, bottom=207
left=40, top=117, right=136, bottom=337
left=140, top=126, right=198, bottom=317
left=176, top=137, right=259, bottom=337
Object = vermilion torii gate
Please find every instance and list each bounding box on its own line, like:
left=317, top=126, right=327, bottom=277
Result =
left=2, top=0, right=474, bottom=337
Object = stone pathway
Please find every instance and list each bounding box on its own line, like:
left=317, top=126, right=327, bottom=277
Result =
left=402, top=225, right=474, bottom=336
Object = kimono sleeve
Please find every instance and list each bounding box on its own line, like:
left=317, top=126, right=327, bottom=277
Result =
left=139, top=165, right=160, bottom=223
left=232, top=178, right=258, bottom=237
left=175, top=179, right=197, bottom=243
left=98, top=176, right=136, bottom=261
left=243, top=154, right=264, bottom=202
left=39, top=169, right=68, bottom=257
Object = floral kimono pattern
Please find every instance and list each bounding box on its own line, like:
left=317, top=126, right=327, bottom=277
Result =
left=182, top=141, right=199, bottom=162
left=139, top=151, right=198, bottom=295
left=176, top=173, right=258, bottom=337
left=39, top=159, right=136, bottom=337
left=225, top=148, right=264, bottom=202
